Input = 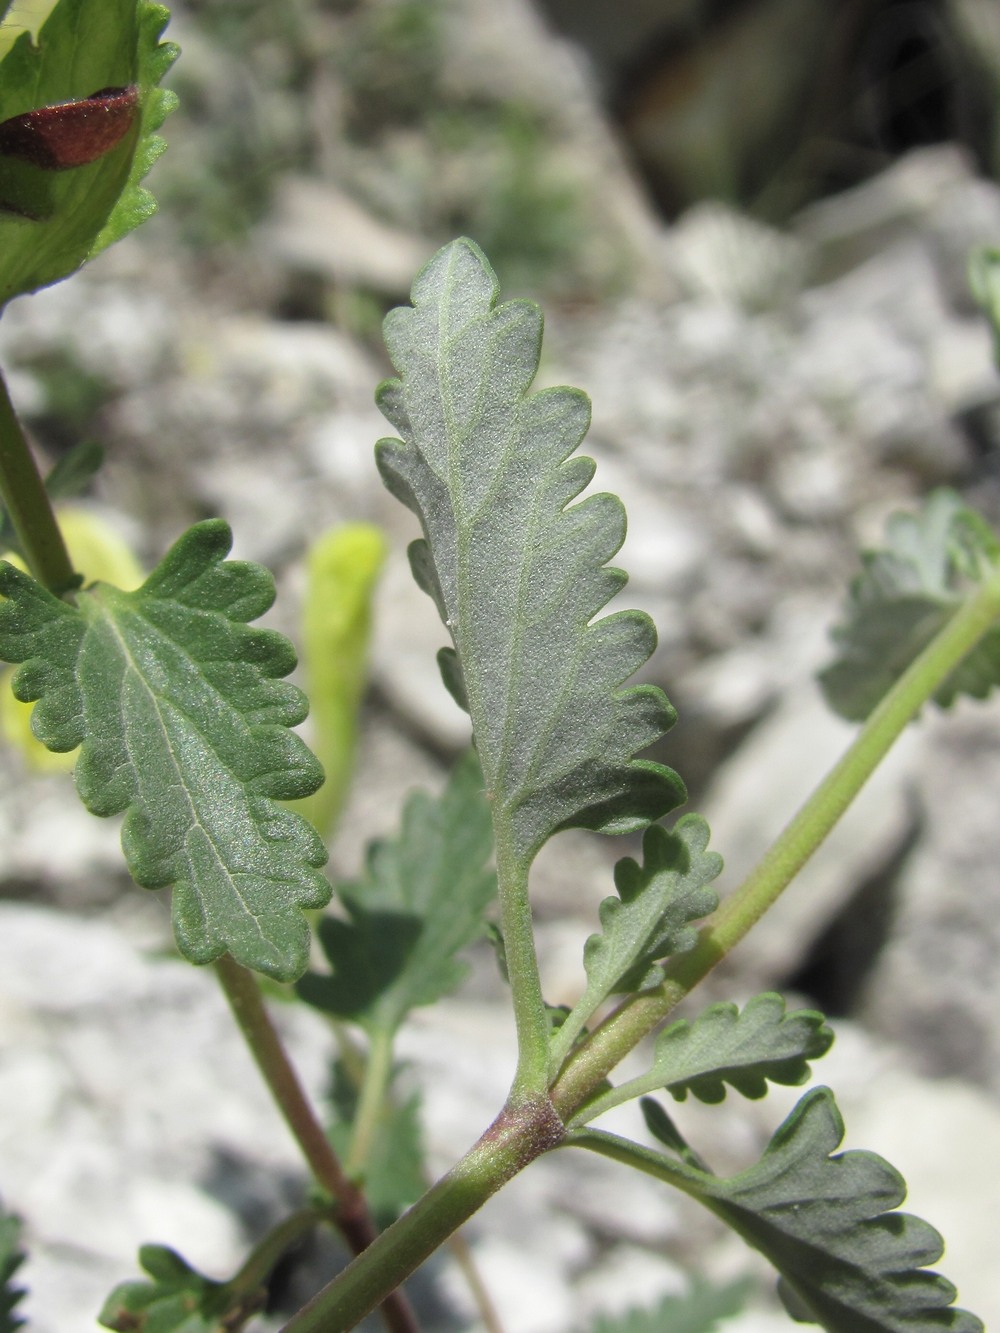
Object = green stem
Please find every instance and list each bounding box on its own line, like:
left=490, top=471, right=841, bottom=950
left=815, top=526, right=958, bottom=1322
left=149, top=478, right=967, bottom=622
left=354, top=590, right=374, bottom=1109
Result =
left=347, top=1026, right=395, bottom=1178
left=228, top=1205, right=332, bottom=1298
left=214, top=956, right=421, bottom=1333
left=0, top=369, right=76, bottom=594
left=552, top=570, right=1000, bottom=1121
left=494, top=833, right=551, bottom=1101
left=281, top=1096, right=564, bottom=1333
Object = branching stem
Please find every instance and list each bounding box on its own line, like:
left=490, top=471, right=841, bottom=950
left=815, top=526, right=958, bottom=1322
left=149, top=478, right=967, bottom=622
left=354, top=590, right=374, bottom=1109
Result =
left=0, top=369, right=76, bottom=594
left=551, top=570, right=1000, bottom=1119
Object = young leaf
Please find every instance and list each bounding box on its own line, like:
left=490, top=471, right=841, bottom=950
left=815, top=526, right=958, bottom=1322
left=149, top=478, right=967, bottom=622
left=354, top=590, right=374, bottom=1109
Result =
left=0, top=0, right=178, bottom=306
left=0, top=519, right=331, bottom=980
left=291, top=522, right=386, bottom=839
left=574, top=995, right=831, bottom=1124
left=589, top=1277, right=751, bottom=1333
left=99, top=1244, right=263, bottom=1333
left=652, top=993, right=833, bottom=1104
left=0, top=1200, right=26, bottom=1333
left=574, top=1088, right=984, bottom=1332
left=819, top=490, right=1000, bottom=721
left=296, top=748, right=495, bottom=1033
left=550, top=817, right=721, bottom=1071
left=375, top=238, right=685, bottom=870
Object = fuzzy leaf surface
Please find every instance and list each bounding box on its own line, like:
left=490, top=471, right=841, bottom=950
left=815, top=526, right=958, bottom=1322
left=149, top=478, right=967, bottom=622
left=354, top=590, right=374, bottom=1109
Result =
left=0, top=519, right=330, bottom=979
left=0, top=1201, right=26, bottom=1333
left=653, top=993, right=834, bottom=1104
left=585, top=817, right=721, bottom=998
left=552, top=817, right=721, bottom=1071
left=576, top=1087, right=983, bottom=1332
left=99, top=1245, right=261, bottom=1333
left=589, top=1279, right=750, bottom=1333
left=296, top=748, right=495, bottom=1032
left=820, top=490, right=1000, bottom=720
left=0, top=0, right=178, bottom=306
left=376, top=238, right=684, bottom=867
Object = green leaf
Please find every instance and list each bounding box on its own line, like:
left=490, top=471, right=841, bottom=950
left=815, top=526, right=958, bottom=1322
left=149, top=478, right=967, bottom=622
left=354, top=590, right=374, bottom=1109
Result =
left=819, top=490, right=1000, bottom=721
left=375, top=237, right=685, bottom=870
left=325, top=1059, right=427, bottom=1229
left=574, top=994, right=831, bottom=1125
left=652, top=993, right=833, bottom=1104
left=99, top=1244, right=263, bottom=1333
left=0, top=0, right=178, bottom=306
left=291, top=523, right=386, bottom=839
left=589, top=1278, right=751, bottom=1333
left=296, top=748, right=495, bottom=1032
left=551, top=817, right=721, bottom=1072
left=0, top=1200, right=26, bottom=1333
left=0, top=519, right=330, bottom=980
left=576, top=1088, right=983, bottom=1332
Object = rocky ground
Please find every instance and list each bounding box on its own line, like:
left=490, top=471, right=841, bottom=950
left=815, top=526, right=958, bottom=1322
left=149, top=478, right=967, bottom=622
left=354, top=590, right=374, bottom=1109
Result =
left=2, top=1, right=1000, bottom=1329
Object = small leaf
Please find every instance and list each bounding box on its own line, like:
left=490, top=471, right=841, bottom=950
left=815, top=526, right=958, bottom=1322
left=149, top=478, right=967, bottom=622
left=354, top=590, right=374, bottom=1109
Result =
left=589, top=1277, right=751, bottom=1333
left=0, top=1200, right=27, bottom=1333
left=326, top=1059, right=427, bottom=1229
left=291, top=523, right=386, bottom=839
left=820, top=490, right=1000, bottom=721
left=0, top=519, right=331, bottom=980
left=296, top=748, right=495, bottom=1033
left=638, top=1087, right=984, bottom=1332
left=653, top=993, right=833, bottom=1104
left=0, top=0, right=178, bottom=305
left=551, top=817, right=721, bottom=1071
left=587, top=818, right=721, bottom=998
left=99, top=1244, right=262, bottom=1333
left=376, top=238, right=684, bottom=870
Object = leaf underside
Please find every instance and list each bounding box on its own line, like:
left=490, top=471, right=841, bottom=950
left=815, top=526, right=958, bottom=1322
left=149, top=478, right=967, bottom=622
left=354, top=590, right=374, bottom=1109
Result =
left=0, top=520, right=330, bottom=980
left=586, top=817, right=722, bottom=999
left=590, top=1087, right=983, bottom=1333
left=297, top=748, right=495, bottom=1033
left=0, top=0, right=178, bottom=306
left=375, top=237, right=685, bottom=869
left=654, top=992, right=834, bottom=1103
left=820, top=490, right=1000, bottom=721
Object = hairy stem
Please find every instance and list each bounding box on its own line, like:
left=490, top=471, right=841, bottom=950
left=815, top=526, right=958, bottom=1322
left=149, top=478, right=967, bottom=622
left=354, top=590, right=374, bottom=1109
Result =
left=494, top=833, right=551, bottom=1101
left=552, top=571, right=1000, bottom=1120
left=0, top=369, right=76, bottom=594
left=281, top=1096, right=564, bottom=1333
left=214, top=956, right=421, bottom=1333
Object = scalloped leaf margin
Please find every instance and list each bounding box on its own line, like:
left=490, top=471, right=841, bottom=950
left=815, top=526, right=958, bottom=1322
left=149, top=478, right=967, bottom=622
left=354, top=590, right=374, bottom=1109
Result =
left=0, top=520, right=330, bottom=980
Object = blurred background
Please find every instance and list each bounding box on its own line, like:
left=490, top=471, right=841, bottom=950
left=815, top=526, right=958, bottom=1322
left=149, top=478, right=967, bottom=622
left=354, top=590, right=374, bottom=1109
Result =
left=1, top=1, right=1000, bottom=1330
